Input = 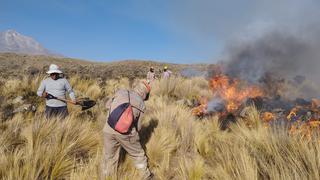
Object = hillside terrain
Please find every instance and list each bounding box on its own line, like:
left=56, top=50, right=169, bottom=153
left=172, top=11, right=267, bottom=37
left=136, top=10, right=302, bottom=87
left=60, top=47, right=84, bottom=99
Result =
left=0, top=53, right=208, bottom=79
left=1, top=53, right=320, bottom=180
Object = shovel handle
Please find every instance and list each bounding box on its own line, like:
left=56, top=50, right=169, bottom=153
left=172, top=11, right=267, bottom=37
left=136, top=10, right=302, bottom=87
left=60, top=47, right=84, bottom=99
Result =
left=43, top=93, right=77, bottom=105
left=56, top=97, right=77, bottom=105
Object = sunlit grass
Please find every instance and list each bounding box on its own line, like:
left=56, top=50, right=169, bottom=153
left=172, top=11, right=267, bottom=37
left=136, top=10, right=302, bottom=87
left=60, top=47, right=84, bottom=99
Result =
left=1, top=76, right=320, bottom=179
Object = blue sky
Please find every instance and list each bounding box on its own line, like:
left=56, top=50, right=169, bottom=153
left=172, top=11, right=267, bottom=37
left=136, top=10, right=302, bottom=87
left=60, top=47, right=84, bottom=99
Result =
left=0, top=0, right=318, bottom=63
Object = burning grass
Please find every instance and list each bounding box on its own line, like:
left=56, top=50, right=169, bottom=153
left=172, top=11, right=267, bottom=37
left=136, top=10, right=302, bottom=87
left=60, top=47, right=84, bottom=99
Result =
left=1, top=75, right=320, bottom=179
left=210, top=74, right=264, bottom=112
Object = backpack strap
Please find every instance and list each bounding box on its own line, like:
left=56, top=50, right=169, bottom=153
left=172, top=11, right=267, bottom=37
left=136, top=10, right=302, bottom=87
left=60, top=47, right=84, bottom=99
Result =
left=127, top=90, right=131, bottom=103
left=128, top=90, right=145, bottom=113
left=108, top=97, right=114, bottom=116
left=131, top=105, right=144, bottom=113
left=109, top=90, right=144, bottom=116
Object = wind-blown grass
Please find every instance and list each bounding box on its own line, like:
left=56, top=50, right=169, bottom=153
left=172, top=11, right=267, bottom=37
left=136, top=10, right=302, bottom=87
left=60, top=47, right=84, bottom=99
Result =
left=1, top=76, right=320, bottom=180
left=0, top=115, right=100, bottom=180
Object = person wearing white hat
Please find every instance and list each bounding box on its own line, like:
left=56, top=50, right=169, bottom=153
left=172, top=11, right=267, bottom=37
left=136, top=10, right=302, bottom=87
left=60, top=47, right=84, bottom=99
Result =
left=37, top=64, right=76, bottom=119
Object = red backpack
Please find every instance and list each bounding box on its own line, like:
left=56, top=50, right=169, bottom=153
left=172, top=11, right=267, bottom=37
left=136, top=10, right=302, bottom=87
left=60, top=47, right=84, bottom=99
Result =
left=107, top=91, right=135, bottom=134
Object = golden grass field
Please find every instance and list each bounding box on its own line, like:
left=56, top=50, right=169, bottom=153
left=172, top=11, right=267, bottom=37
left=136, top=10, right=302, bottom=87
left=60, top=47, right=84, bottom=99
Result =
left=1, top=72, right=320, bottom=179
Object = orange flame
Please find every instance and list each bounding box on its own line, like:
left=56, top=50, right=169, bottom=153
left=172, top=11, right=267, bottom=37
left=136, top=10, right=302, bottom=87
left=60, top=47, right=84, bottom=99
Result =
left=191, top=96, right=208, bottom=116
left=287, top=99, right=320, bottom=140
left=210, top=75, right=264, bottom=112
left=192, top=74, right=264, bottom=116
left=262, top=112, right=275, bottom=123
left=190, top=72, right=320, bottom=140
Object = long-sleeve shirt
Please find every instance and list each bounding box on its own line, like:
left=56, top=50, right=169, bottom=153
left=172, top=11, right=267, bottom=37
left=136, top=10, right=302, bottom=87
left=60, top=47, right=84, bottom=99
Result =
left=162, top=70, right=172, bottom=79
left=147, top=71, right=156, bottom=82
left=37, top=77, right=76, bottom=107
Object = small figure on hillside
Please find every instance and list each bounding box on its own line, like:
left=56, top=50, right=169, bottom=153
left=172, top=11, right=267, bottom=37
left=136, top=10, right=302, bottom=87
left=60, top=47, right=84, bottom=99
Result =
left=37, top=64, right=76, bottom=119
left=102, top=81, right=153, bottom=180
left=147, top=66, right=156, bottom=83
left=162, top=66, right=172, bottom=79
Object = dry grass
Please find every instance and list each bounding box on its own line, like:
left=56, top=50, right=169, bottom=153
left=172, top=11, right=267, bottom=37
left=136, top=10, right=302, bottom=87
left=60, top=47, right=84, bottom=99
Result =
left=0, top=53, right=208, bottom=79
left=151, top=77, right=212, bottom=100
left=1, top=76, right=320, bottom=180
left=0, top=115, right=101, bottom=179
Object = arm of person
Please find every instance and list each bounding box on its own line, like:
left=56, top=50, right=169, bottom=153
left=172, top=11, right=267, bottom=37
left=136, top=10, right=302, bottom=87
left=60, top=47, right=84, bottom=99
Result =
left=65, top=79, right=76, bottom=103
left=136, top=112, right=144, bottom=132
left=135, top=103, right=146, bottom=132
left=37, top=80, right=46, bottom=97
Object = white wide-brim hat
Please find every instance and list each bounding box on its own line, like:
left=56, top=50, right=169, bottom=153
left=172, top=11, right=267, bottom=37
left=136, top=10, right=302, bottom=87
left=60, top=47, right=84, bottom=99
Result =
left=46, top=64, right=63, bottom=74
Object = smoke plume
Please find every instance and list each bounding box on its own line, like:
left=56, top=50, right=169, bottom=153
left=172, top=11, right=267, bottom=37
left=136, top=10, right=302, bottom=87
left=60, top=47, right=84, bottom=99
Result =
left=219, top=0, right=320, bottom=99
left=224, top=27, right=320, bottom=78
left=221, top=26, right=320, bottom=99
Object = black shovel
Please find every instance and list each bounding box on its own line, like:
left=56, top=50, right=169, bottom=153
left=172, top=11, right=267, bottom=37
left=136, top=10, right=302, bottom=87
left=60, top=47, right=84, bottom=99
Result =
left=75, top=98, right=96, bottom=111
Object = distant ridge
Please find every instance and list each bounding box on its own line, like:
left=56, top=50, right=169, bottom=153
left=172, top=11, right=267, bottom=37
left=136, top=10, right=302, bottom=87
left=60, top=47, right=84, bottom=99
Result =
left=0, top=29, right=62, bottom=57
left=0, top=53, right=209, bottom=79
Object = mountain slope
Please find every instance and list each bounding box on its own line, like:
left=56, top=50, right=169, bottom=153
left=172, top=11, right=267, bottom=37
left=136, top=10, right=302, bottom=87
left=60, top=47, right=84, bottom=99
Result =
left=0, top=30, right=58, bottom=56
left=0, top=53, right=209, bottom=79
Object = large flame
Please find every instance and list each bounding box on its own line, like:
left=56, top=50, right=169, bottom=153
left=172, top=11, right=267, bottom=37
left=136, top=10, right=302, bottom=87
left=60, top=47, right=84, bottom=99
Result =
left=192, top=74, right=264, bottom=115
left=210, top=75, right=264, bottom=112
left=191, top=72, right=320, bottom=140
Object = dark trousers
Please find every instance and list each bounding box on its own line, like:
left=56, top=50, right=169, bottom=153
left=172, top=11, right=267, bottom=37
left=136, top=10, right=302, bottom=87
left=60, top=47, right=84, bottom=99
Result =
left=45, top=106, right=69, bottom=119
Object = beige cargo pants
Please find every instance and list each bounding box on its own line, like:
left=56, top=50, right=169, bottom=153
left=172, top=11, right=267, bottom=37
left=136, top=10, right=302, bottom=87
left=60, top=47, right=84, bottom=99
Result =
left=102, top=131, right=152, bottom=180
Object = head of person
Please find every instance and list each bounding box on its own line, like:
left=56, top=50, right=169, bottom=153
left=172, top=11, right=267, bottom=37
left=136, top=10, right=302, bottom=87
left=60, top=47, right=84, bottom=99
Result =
left=46, top=64, right=62, bottom=80
left=133, top=81, right=151, bottom=101
left=150, top=66, right=154, bottom=72
left=164, top=66, right=168, bottom=72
